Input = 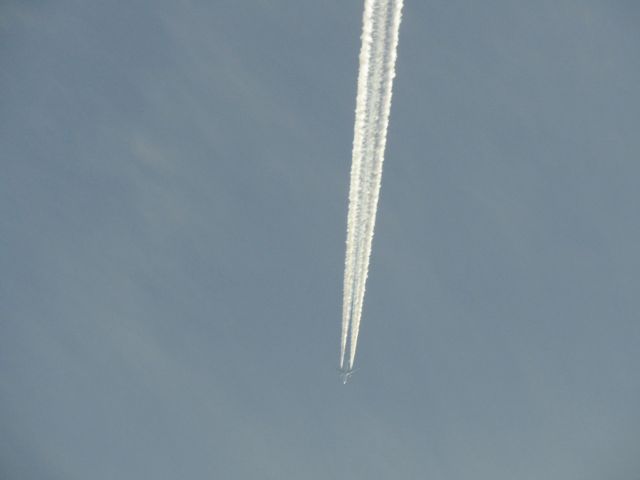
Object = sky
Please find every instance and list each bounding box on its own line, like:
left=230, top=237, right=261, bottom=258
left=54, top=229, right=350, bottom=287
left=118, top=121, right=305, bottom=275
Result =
left=2, top=1, right=640, bottom=478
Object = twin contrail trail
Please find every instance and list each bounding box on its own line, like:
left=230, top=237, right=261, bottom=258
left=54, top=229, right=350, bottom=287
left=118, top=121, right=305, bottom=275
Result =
left=340, top=0, right=403, bottom=374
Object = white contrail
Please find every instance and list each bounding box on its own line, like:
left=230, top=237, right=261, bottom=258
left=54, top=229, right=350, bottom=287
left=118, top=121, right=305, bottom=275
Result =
left=340, top=0, right=375, bottom=369
left=348, top=0, right=394, bottom=366
left=340, top=0, right=403, bottom=372
left=340, top=0, right=387, bottom=370
left=340, top=0, right=390, bottom=369
left=349, top=0, right=403, bottom=370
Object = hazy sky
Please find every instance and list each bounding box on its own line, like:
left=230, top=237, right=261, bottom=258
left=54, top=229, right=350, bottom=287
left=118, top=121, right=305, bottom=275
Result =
left=2, top=1, right=639, bottom=478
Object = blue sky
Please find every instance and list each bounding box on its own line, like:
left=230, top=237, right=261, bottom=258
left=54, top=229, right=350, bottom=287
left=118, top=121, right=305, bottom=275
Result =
left=2, top=1, right=639, bottom=478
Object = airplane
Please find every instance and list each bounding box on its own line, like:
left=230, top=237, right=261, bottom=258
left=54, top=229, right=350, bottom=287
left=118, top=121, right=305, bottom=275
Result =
left=338, top=367, right=357, bottom=384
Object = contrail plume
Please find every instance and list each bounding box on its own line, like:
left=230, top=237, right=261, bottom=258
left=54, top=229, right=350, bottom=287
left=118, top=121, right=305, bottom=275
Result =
left=348, top=0, right=403, bottom=370
left=340, top=0, right=376, bottom=369
left=341, top=0, right=387, bottom=370
left=340, top=0, right=390, bottom=369
left=340, top=0, right=403, bottom=373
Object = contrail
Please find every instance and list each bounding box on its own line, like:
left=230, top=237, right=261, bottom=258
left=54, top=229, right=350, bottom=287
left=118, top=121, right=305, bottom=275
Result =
left=340, top=0, right=384, bottom=371
left=340, top=0, right=403, bottom=372
left=340, top=0, right=376, bottom=370
left=340, top=0, right=389, bottom=370
left=349, top=0, right=403, bottom=370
